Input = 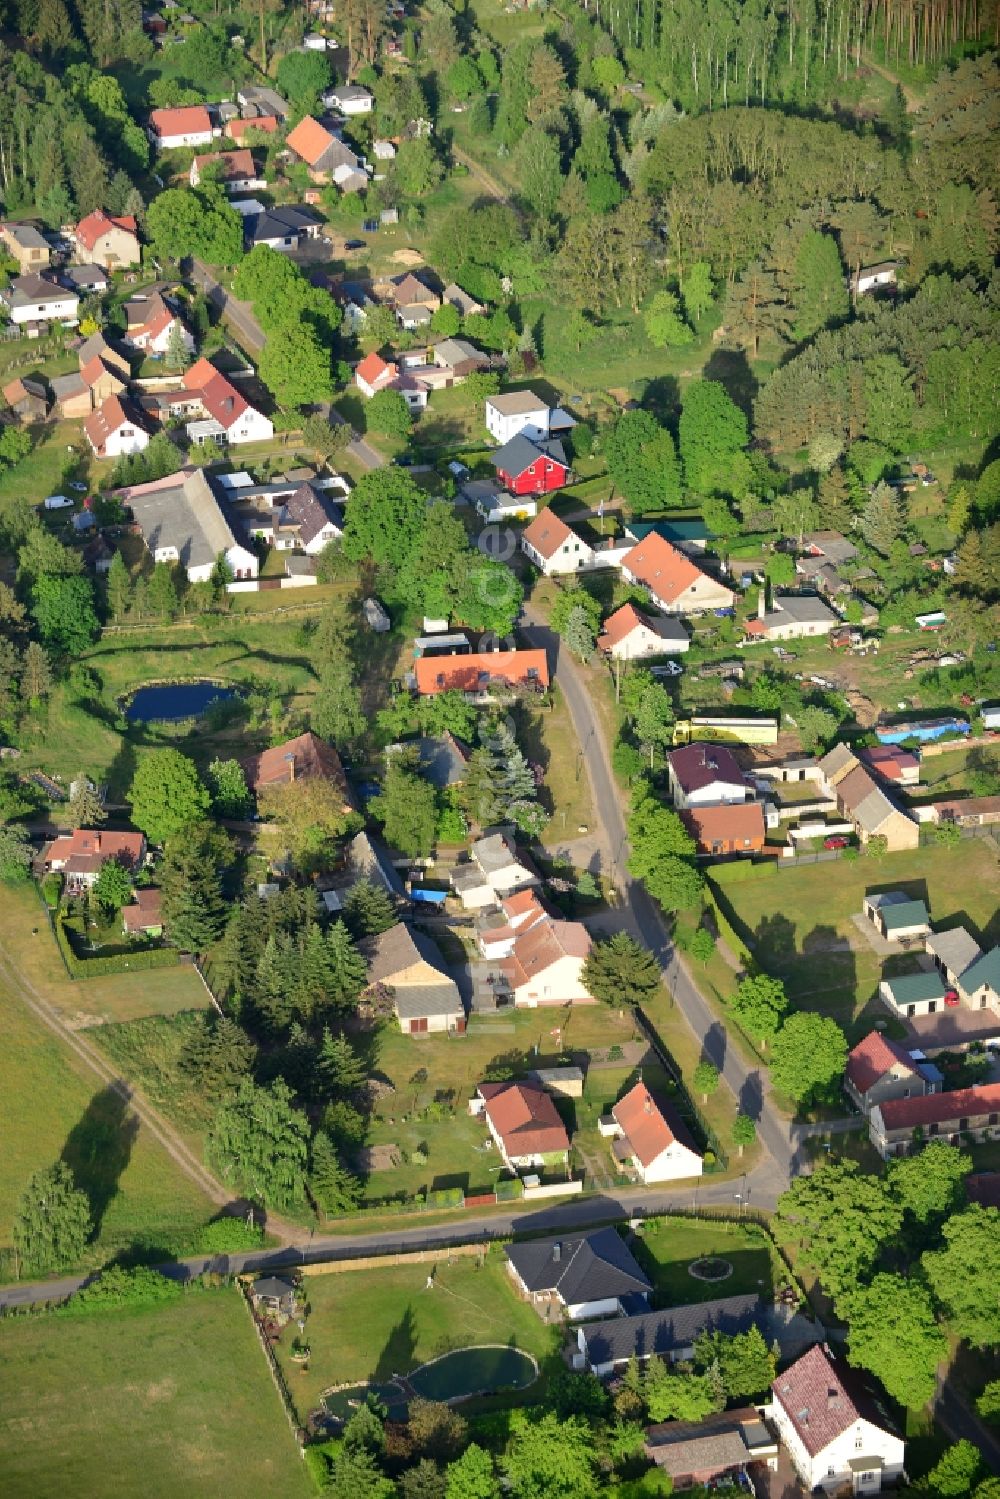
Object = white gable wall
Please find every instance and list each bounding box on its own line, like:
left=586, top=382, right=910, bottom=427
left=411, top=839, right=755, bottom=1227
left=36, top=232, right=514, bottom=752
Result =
left=771, top=1405, right=905, bottom=1494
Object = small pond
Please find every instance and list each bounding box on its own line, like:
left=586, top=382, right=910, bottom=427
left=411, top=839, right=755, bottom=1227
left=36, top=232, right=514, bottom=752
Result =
left=323, top=1382, right=408, bottom=1425
left=125, top=681, right=238, bottom=724
left=407, top=1346, right=538, bottom=1403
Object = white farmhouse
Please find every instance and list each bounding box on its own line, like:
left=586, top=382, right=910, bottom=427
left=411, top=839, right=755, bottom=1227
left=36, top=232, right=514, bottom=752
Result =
left=520, top=510, right=595, bottom=575
left=485, top=390, right=552, bottom=445
left=605, top=1080, right=703, bottom=1183
left=667, top=742, right=752, bottom=810
left=2, top=273, right=79, bottom=327
left=116, top=467, right=259, bottom=583
left=770, top=1344, right=905, bottom=1494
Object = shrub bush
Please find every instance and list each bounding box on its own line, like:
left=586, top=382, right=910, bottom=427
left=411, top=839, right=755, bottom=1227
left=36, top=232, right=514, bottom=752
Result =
left=198, top=1217, right=265, bottom=1253
left=494, top=1177, right=524, bottom=1202
left=61, top=1265, right=182, bottom=1315
left=427, top=1186, right=464, bottom=1209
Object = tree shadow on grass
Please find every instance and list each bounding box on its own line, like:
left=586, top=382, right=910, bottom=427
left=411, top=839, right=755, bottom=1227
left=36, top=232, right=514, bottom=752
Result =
left=371, top=1303, right=418, bottom=1383
left=61, top=1084, right=139, bottom=1239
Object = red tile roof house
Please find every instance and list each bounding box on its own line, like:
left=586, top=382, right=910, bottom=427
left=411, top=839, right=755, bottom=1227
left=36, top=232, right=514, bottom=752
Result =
left=869, top=1082, right=1000, bottom=1159
left=74, top=209, right=140, bottom=269
left=44, top=829, right=146, bottom=891
left=769, top=1343, right=905, bottom=1494
left=621, top=532, right=735, bottom=615
left=285, top=116, right=366, bottom=189
left=189, top=149, right=263, bottom=192
left=472, top=1080, right=569, bottom=1172
left=123, top=292, right=194, bottom=356
left=844, top=1030, right=936, bottom=1117
left=225, top=115, right=280, bottom=145
left=603, top=1080, right=703, bottom=1183
left=519, top=510, right=595, bottom=575
left=413, top=648, right=549, bottom=698
left=668, top=742, right=752, bottom=810
left=858, top=745, right=920, bottom=787
left=148, top=105, right=216, bottom=151
left=501, top=919, right=594, bottom=1007
left=681, top=800, right=765, bottom=857
left=355, top=351, right=399, bottom=398
left=599, top=602, right=690, bottom=660
left=122, top=887, right=164, bottom=937
left=966, top=1172, right=1000, bottom=1207
left=181, top=357, right=274, bottom=446
left=491, top=434, right=570, bottom=497
left=83, top=394, right=152, bottom=459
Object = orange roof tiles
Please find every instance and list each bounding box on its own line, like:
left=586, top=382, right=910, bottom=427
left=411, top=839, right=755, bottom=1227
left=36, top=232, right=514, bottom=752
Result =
left=285, top=115, right=335, bottom=167
left=846, top=1030, right=922, bottom=1096
left=612, top=1080, right=693, bottom=1168
left=76, top=210, right=137, bottom=251
left=356, top=351, right=396, bottom=386
left=478, top=1081, right=569, bottom=1157
left=414, top=649, right=548, bottom=696
left=502, top=918, right=591, bottom=992
left=878, top=1083, right=1000, bottom=1132
left=622, top=532, right=703, bottom=604
left=680, top=801, right=765, bottom=852
left=150, top=105, right=212, bottom=138
left=226, top=116, right=279, bottom=143
left=521, top=510, right=573, bottom=560
left=599, top=602, right=651, bottom=650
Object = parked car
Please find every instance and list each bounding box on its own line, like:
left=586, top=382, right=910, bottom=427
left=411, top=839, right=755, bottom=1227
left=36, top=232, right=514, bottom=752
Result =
left=651, top=661, right=684, bottom=678
left=68, top=481, right=87, bottom=493
left=823, top=835, right=849, bottom=850
left=43, top=494, right=73, bottom=510
left=344, top=239, right=366, bottom=250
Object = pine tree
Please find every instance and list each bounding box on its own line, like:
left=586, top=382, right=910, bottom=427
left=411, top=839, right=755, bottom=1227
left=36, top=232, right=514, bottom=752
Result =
left=318, top=1028, right=366, bottom=1097
left=860, top=481, right=906, bottom=556
left=791, top=230, right=848, bottom=341
left=310, top=1130, right=362, bottom=1215
left=164, top=318, right=190, bottom=371
left=563, top=605, right=596, bottom=662
left=14, top=1161, right=92, bottom=1274
left=179, top=1014, right=257, bottom=1101
left=20, top=641, right=52, bottom=706
left=160, top=826, right=229, bottom=953
left=325, top=920, right=368, bottom=1012
left=68, top=774, right=106, bottom=829
left=344, top=880, right=397, bottom=940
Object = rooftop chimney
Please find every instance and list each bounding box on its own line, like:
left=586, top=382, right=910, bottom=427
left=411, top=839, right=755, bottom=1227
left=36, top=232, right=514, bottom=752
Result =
left=285, top=750, right=296, bottom=783
left=644, top=1096, right=652, bottom=1114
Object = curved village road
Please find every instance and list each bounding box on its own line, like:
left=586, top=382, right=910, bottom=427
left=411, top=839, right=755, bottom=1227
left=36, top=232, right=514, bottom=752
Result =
left=521, top=608, right=798, bottom=1204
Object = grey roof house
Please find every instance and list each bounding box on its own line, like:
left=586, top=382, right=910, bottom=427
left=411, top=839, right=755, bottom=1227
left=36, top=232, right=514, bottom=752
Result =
left=505, top=1228, right=651, bottom=1320
left=361, top=921, right=466, bottom=1035
left=576, top=1294, right=821, bottom=1378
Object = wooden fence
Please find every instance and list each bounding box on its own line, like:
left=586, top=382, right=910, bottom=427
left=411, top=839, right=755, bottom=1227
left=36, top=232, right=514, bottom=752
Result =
left=235, top=1280, right=306, bottom=1456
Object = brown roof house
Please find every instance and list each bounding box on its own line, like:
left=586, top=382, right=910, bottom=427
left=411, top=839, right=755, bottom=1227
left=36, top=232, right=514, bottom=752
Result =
left=645, top=1409, right=779, bottom=1486
left=472, top=1080, right=569, bottom=1172
left=361, top=921, right=466, bottom=1035
left=122, top=887, right=164, bottom=937
left=501, top=919, right=594, bottom=1008
left=285, top=116, right=366, bottom=190
left=681, top=801, right=766, bottom=857
left=599, top=602, right=689, bottom=660
left=520, top=511, right=596, bottom=576
left=818, top=744, right=919, bottom=852
left=242, top=731, right=353, bottom=809
left=0, top=221, right=51, bottom=273
left=771, top=1344, right=904, bottom=1493
left=844, top=1030, right=936, bottom=1117
left=44, top=829, right=146, bottom=888
left=622, top=532, right=735, bottom=616
left=3, top=375, right=48, bottom=422
left=602, top=1080, right=703, bottom=1183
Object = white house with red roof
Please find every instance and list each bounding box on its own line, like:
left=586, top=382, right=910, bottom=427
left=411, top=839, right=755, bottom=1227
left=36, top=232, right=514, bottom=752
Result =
left=858, top=745, right=920, bottom=787
left=83, top=394, right=152, bottom=458
left=123, top=291, right=194, bottom=356
left=844, top=1030, right=934, bottom=1117
left=472, top=1080, right=569, bottom=1171
left=598, top=603, right=689, bottom=660
left=189, top=149, right=264, bottom=193
left=520, top=511, right=595, bottom=575
left=354, top=351, right=399, bottom=398
left=148, top=105, right=216, bottom=150
left=605, top=1080, right=703, bottom=1183
left=770, top=1344, right=904, bottom=1493
left=622, top=532, right=735, bottom=616
left=501, top=919, right=594, bottom=1008
left=182, top=357, right=273, bottom=445
left=668, top=743, right=752, bottom=810
left=73, top=210, right=140, bottom=269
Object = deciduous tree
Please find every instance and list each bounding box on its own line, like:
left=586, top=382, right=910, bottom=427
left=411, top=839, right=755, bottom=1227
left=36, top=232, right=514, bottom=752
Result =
left=129, top=749, right=211, bottom=846
left=92, top=856, right=133, bottom=913
left=923, top=1206, right=1000, bottom=1349
left=839, top=1273, right=946, bottom=1410
left=770, top=1013, right=847, bottom=1106
left=775, top=1160, right=903, bottom=1299
left=13, top=1162, right=92, bottom=1274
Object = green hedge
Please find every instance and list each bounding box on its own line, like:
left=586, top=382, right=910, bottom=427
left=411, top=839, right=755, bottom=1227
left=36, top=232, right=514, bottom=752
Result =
left=53, top=916, right=180, bottom=979
left=426, top=1186, right=464, bottom=1209
left=710, top=859, right=778, bottom=886
left=494, top=1177, right=524, bottom=1202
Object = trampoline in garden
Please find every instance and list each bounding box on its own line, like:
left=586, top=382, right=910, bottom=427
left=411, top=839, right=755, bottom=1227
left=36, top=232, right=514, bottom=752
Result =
left=407, top=1345, right=538, bottom=1403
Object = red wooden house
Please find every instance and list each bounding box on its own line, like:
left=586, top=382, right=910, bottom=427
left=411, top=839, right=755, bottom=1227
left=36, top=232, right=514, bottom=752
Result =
left=490, top=434, right=569, bottom=496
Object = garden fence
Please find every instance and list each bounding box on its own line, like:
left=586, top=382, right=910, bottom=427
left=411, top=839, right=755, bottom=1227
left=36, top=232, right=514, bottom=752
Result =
left=235, top=1281, right=305, bottom=1457
left=631, top=1004, right=730, bottom=1170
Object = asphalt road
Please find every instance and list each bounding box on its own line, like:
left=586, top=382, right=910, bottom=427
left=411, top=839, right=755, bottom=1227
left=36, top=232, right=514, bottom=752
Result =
left=190, top=258, right=265, bottom=355
left=522, top=608, right=796, bottom=1204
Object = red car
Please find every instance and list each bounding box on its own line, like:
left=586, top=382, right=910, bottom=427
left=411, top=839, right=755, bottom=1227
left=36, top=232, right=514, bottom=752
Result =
left=824, top=835, right=849, bottom=850
left=944, top=989, right=960, bottom=1007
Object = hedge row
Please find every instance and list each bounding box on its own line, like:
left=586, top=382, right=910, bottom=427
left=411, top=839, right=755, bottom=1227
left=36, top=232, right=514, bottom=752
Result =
left=53, top=917, right=180, bottom=979
left=494, top=1177, right=525, bottom=1202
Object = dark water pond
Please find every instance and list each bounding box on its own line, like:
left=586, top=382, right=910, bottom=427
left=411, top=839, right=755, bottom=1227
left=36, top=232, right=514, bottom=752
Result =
left=126, top=681, right=238, bottom=723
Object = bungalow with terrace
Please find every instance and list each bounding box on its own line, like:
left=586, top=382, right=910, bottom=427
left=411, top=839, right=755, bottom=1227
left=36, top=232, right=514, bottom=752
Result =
left=869, top=1082, right=1000, bottom=1158
left=471, top=1080, right=569, bottom=1172
left=73, top=209, right=140, bottom=269
left=122, top=888, right=164, bottom=938
left=818, top=744, right=920, bottom=852
left=244, top=204, right=323, bottom=253
left=491, top=435, right=570, bottom=496
left=844, top=1030, right=937, bottom=1116
left=323, top=85, right=374, bottom=116
left=668, top=742, right=752, bottom=810
left=0, top=221, right=50, bottom=273
left=360, top=921, right=466, bottom=1035
left=148, top=105, right=216, bottom=150
left=621, top=532, right=735, bottom=616
left=682, top=801, right=766, bottom=857
left=43, top=829, right=146, bottom=889
left=520, top=511, right=595, bottom=575
left=770, top=1343, right=905, bottom=1493
left=1, top=274, right=78, bottom=328
left=83, top=394, right=152, bottom=458
left=598, top=603, right=689, bottom=660
left=579, top=1297, right=818, bottom=1379
left=241, top=730, right=353, bottom=811
left=504, top=1228, right=651, bottom=1321
left=501, top=918, right=593, bottom=1008
left=189, top=149, right=264, bottom=193
left=181, top=356, right=273, bottom=446
left=743, top=590, right=839, bottom=643
left=284, top=117, right=366, bottom=190
left=123, top=291, right=194, bottom=356
left=116, top=467, right=259, bottom=583
left=413, top=648, right=549, bottom=698
left=603, top=1080, right=703, bottom=1183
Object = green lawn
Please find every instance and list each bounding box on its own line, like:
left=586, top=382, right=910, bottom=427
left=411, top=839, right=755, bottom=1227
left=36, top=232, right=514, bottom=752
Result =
left=0, top=1290, right=312, bottom=1499
left=708, top=840, right=1000, bottom=1039
left=276, top=1252, right=561, bottom=1422
left=631, top=1216, right=789, bottom=1309
left=0, top=893, right=215, bottom=1277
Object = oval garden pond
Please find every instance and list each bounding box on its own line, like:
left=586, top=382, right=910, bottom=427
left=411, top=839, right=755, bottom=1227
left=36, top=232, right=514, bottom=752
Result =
left=322, top=1346, right=538, bottom=1425
left=125, top=681, right=239, bottom=724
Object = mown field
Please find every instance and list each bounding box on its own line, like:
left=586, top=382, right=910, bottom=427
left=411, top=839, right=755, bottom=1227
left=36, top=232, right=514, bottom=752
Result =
left=0, top=1289, right=312, bottom=1499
